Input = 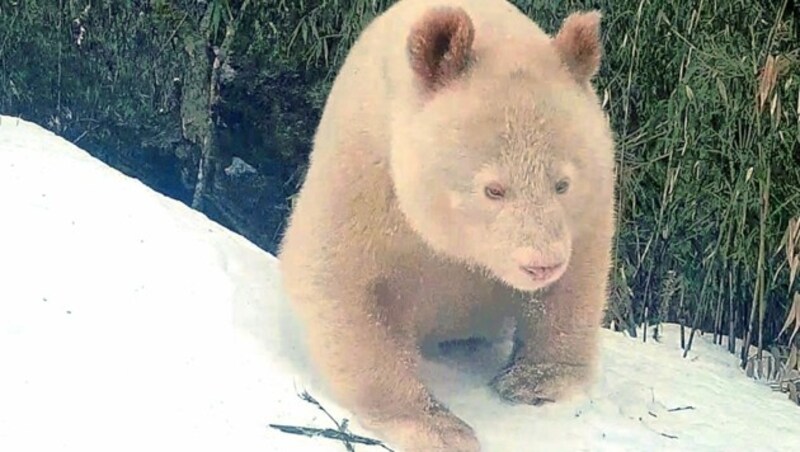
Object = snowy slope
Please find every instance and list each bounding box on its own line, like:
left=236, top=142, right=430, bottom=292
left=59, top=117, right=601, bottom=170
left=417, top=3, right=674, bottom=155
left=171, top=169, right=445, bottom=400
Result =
left=0, top=115, right=797, bottom=452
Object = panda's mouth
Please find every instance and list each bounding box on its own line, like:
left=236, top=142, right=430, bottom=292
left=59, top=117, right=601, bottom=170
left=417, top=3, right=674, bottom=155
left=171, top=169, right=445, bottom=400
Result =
left=519, top=262, right=566, bottom=283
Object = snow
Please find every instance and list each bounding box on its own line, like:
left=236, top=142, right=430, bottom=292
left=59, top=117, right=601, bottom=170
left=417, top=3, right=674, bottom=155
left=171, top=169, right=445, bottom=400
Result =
left=0, top=114, right=797, bottom=452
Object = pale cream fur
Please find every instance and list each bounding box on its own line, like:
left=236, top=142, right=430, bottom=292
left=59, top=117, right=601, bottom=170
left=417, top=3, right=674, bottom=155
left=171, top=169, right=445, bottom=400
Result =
left=278, top=0, right=616, bottom=450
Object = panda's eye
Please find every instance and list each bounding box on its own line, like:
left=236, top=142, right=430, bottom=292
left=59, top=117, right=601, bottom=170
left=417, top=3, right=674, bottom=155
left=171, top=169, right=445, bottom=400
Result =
left=554, top=179, right=570, bottom=195
left=484, top=183, right=506, bottom=200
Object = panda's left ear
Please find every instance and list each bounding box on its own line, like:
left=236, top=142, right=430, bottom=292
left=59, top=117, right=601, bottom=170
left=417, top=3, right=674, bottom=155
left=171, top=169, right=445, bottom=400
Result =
left=552, top=10, right=603, bottom=84
left=407, top=6, right=475, bottom=94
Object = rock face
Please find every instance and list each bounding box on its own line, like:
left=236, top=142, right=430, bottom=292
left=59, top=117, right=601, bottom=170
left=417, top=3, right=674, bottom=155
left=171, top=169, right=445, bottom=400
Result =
left=200, top=153, right=297, bottom=254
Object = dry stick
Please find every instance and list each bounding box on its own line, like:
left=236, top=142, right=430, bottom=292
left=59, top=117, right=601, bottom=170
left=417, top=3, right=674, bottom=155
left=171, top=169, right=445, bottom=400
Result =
left=667, top=405, right=695, bottom=412
left=268, top=390, right=395, bottom=452
left=268, top=424, right=393, bottom=450
left=638, top=418, right=679, bottom=440
left=298, top=391, right=354, bottom=446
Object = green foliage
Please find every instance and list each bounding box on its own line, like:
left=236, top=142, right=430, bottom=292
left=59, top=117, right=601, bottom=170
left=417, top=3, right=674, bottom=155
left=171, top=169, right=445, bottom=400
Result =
left=590, top=0, right=798, bottom=350
left=214, top=0, right=396, bottom=164
left=0, top=0, right=201, bottom=198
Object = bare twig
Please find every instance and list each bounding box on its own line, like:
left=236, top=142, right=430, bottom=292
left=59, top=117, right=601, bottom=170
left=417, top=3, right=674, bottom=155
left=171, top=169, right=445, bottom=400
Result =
left=667, top=405, right=695, bottom=412
left=268, top=389, right=395, bottom=452
left=268, top=424, right=394, bottom=450
left=638, top=417, right=679, bottom=440
left=298, top=390, right=353, bottom=445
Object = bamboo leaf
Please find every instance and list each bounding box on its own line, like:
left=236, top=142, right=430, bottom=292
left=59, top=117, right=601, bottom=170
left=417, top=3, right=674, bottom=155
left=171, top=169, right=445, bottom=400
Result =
left=787, top=345, right=798, bottom=371
left=778, top=293, right=800, bottom=344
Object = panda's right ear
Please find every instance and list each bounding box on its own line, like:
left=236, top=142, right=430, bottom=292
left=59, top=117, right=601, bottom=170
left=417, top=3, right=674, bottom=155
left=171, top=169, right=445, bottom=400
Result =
left=406, top=6, right=475, bottom=95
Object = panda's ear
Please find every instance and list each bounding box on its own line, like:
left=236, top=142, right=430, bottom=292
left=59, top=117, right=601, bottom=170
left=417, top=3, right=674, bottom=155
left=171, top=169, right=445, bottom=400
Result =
left=407, top=6, right=475, bottom=93
left=552, top=11, right=603, bottom=84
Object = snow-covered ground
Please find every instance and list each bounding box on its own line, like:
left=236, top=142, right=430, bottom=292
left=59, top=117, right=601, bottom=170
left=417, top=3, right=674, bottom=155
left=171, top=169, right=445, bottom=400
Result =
left=0, top=115, right=797, bottom=452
